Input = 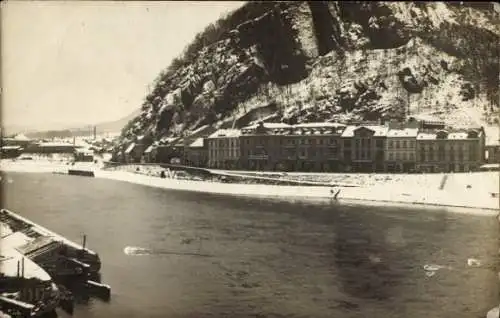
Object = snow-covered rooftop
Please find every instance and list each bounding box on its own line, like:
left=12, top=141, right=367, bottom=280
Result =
left=417, top=132, right=437, bottom=140
left=294, top=122, right=346, bottom=129
left=447, top=132, right=468, bottom=140
left=189, top=137, right=205, bottom=148
left=39, top=142, right=76, bottom=148
left=1, top=145, right=23, bottom=150
left=208, top=129, right=241, bottom=138
left=191, top=124, right=209, bottom=135
left=387, top=128, right=419, bottom=138
left=243, top=123, right=291, bottom=130
left=13, top=134, right=30, bottom=141
left=124, top=143, right=136, bottom=154
left=341, top=125, right=389, bottom=137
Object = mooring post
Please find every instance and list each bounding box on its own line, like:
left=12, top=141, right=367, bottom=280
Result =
left=82, top=234, right=87, bottom=250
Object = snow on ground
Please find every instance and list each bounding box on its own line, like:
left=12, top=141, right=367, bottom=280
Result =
left=2, top=160, right=497, bottom=212
left=95, top=169, right=499, bottom=212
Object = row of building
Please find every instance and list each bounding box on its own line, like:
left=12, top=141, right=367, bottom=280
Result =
left=0, top=134, right=117, bottom=162
left=118, top=118, right=499, bottom=173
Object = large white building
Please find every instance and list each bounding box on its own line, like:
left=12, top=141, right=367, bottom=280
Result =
left=385, top=127, right=419, bottom=172
left=207, top=129, right=241, bottom=169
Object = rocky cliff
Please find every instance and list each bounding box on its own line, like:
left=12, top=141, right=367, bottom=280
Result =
left=115, top=1, right=499, bottom=152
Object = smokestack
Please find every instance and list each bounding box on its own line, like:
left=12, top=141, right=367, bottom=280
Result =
left=21, top=257, right=25, bottom=278
left=93, top=126, right=97, bottom=140
left=17, top=260, right=20, bottom=277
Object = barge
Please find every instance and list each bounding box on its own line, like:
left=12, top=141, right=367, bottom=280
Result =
left=0, top=208, right=110, bottom=306
left=0, top=208, right=101, bottom=278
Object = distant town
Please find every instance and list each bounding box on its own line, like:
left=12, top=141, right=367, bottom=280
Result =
left=2, top=117, right=499, bottom=174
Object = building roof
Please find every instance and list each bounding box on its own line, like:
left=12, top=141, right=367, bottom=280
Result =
left=13, top=134, right=30, bottom=141
left=294, top=122, right=346, bottom=129
left=191, top=124, right=210, bottom=136
left=341, top=125, right=389, bottom=137
left=189, top=137, right=205, bottom=148
left=416, top=132, right=437, bottom=140
left=39, top=142, right=76, bottom=148
left=144, top=145, right=154, bottom=153
left=124, top=142, right=136, bottom=154
left=447, top=132, right=469, bottom=140
left=243, top=122, right=291, bottom=130
left=387, top=128, right=419, bottom=138
left=75, top=147, right=93, bottom=154
left=208, top=129, right=241, bottom=139
left=1, top=145, right=23, bottom=150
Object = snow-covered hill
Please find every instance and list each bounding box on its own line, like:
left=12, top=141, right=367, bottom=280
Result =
left=114, top=1, right=499, bottom=153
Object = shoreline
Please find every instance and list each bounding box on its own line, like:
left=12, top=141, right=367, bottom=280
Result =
left=1, top=161, right=499, bottom=213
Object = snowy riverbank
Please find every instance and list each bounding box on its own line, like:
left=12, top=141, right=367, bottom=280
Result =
left=94, top=169, right=499, bottom=213
left=1, top=160, right=498, bottom=212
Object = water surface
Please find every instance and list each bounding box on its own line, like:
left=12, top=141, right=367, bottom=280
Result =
left=1, top=172, right=498, bottom=318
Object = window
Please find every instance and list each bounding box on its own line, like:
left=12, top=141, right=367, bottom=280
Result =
left=319, top=139, right=323, bottom=145
left=395, top=141, right=400, bottom=149
left=403, top=141, right=407, bottom=148
left=344, top=140, right=351, bottom=147
left=389, top=153, right=394, bottom=160
left=409, top=153, right=414, bottom=161
left=389, top=141, right=393, bottom=148
left=376, top=140, right=383, bottom=148
left=395, top=153, right=400, bottom=160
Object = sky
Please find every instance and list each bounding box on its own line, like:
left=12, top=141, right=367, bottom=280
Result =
left=1, top=1, right=245, bottom=131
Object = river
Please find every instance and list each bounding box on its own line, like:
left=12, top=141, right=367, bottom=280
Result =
left=1, top=171, right=498, bottom=318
